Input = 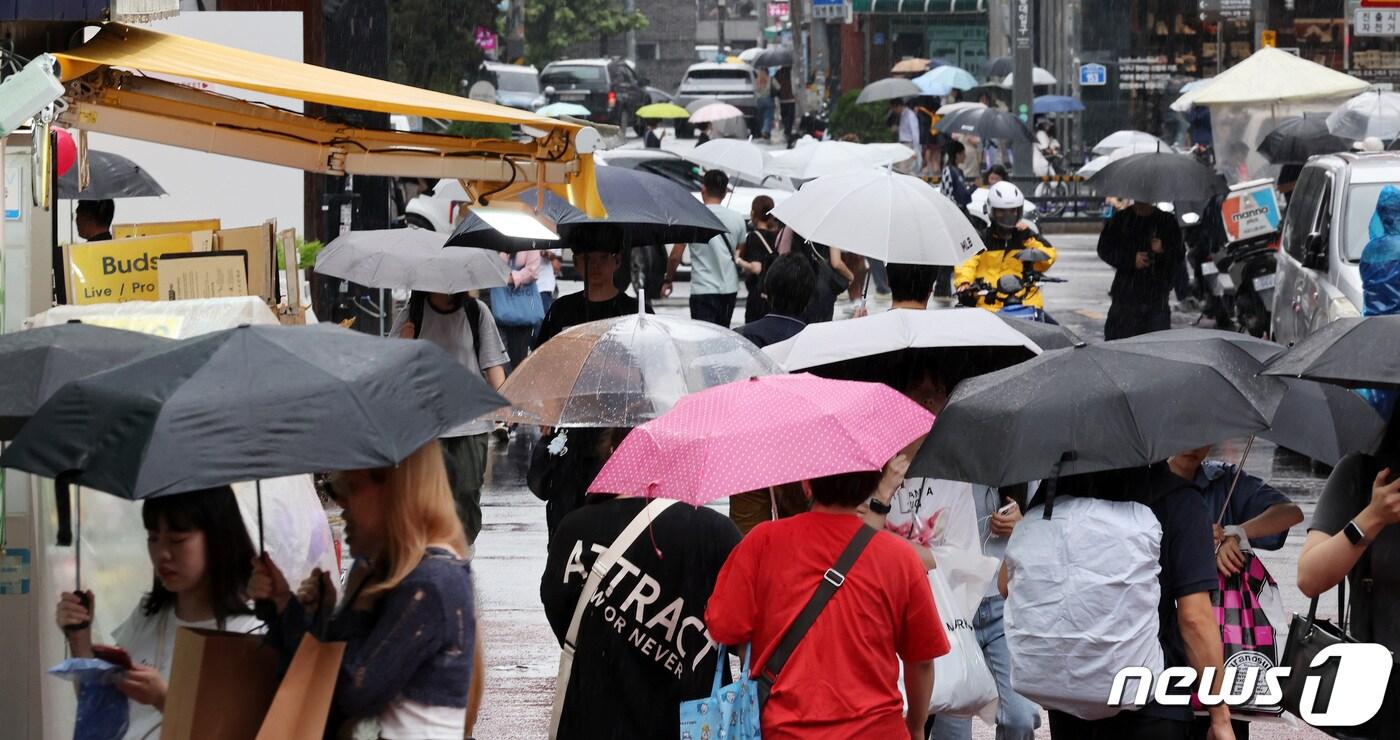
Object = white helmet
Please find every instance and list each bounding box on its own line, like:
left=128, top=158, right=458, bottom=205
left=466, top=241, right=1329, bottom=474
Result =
left=987, top=181, right=1026, bottom=210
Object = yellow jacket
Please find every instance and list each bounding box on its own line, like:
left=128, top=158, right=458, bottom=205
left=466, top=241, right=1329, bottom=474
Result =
left=953, top=227, right=1056, bottom=309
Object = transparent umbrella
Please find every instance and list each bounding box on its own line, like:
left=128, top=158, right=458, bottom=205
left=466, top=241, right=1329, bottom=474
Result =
left=490, top=314, right=781, bottom=427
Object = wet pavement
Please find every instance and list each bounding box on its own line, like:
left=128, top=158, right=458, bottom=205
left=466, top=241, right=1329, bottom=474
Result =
left=470, top=234, right=1334, bottom=738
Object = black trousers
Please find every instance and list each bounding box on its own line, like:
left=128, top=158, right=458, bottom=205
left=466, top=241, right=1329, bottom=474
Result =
left=1105, top=298, right=1171, bottom=340
left=690, top=292, right=737, bottom=328
left=780, top=101, right=796, bottom=146
left=1049, top=709, right=1190, bottom=740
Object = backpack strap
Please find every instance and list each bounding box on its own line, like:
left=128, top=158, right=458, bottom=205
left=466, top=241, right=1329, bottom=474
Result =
left=463, top=297, right=483, bottom=359
left=756, top=523, right=878, bottom=704
left=408, top=291, right=426, bottom=339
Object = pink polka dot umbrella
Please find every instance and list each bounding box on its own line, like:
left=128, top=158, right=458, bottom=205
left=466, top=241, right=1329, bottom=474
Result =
left=588, top=373, right=934, bottom=505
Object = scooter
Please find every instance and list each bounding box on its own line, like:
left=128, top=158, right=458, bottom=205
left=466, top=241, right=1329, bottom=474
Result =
left=1210, top=233, right=1277, bottom=338
left=956, top=249, right=1065, bottom=323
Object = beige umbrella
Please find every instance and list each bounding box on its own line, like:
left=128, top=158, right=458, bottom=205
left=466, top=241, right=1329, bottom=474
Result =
left=892, top=58, right=931, bottom=75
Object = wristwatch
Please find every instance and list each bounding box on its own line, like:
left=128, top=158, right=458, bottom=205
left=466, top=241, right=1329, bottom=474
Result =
left=867, top=497, right=892, bottom=515
left=1344, top=519, right=1367, bottom=546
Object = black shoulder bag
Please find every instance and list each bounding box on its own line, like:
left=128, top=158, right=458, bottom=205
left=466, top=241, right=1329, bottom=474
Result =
left=755, top=524, right=877, bottom=705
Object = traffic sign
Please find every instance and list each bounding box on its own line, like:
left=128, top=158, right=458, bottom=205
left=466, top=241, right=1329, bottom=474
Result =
left=1355, top=7, right=1400, bottom=34
left=1261, top=29, right=1277, bottom=46
left=1079, top=63, right=1107, bottom=86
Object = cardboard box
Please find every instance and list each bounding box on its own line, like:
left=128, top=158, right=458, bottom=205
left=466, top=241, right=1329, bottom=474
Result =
left=113, top=219, right=222, bottom=238
left=158, top=250, right=250, bottom=300
left=217, top=221, right=277, bottom=304
left=162, top=628, right=279, bottom=740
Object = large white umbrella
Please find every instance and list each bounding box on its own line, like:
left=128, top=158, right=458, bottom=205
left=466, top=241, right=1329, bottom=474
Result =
left=770, top=169, right=985, bottom=265
left=689, top=139, right=768, bottom=182
left=765, top=140, right=913, bottom=179
left=1077, top=141, right=1170, bottom=177
left=764, top=307, right=1042, bottom=372
left=315, top=228, right=510, bottom=293
left=1327, top=90, right=1400, bottom=140
left=1091, top=130, right=1171, bottom=155
left=857, top=77, right=922, bottom=104
left=1171, top=47, right=1368, bottom=111
left=999, top=67, right=1057, bottom=87
left=738, top=47, right=764, bottom=65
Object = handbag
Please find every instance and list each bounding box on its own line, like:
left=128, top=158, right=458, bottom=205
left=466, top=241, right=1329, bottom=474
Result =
left=489, top=255, right=544, bottom=327
left=549, top=498, right=677, bottom=739
left=756, top=524, right=877, bottom=704
left=925, top=567, right=998, bottom=718
left=1205, top=552, right=1284, bottom=716
left=679, top=645, right=762, bottom=740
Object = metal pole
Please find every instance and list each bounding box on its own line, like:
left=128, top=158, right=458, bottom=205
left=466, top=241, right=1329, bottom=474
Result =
left=792, top=0, right=807, bottom=118
left=626, top=0, right=637, bottom=62
left=1011, top=0, right=1035, bottom=177
left=719, top=0, right=728, bottom=53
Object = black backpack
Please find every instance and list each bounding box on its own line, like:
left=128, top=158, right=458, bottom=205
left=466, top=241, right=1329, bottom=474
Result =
left=407, top=291, right=482, bottom=357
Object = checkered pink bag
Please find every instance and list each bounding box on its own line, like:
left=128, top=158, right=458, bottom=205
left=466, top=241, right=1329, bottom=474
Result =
left=1202, top=553, right=1284, bottom=716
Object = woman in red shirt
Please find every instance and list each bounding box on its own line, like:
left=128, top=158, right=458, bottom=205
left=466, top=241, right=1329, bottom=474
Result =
left=706, top=470, right=949, bottom=739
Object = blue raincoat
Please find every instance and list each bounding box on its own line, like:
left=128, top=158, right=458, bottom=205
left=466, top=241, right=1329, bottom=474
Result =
left=1358, top=185, right=1400, bottom=419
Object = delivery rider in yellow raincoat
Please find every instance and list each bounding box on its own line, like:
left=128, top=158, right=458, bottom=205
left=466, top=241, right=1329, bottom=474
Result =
left=954, top=182, right=1056, bottom=310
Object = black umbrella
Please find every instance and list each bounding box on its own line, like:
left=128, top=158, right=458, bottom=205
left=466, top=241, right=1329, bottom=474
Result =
left=753, top=46, right=794, bottom=68
left=58, top=150, right=167, bottom=200
left=997, top=315, right=1082, bottom=350
left=0, top=324, right=507, bottom=500
left=1088, top=152, right=1227, bottom=204
left=936, top=106, right=1033, bottom=142
left=1257, top=117, right=1351, bottom=165
left=984, top=56, right=1014, bottom=79
left=1262, top=316, right=1400, bottom=390
left=1114, top=329, right=1382, bottom=465
left=446, top=167, right=726, bottom=253
left=909, top=339, right=1282, bottom=486
left=0, top=324, right=171, bottom=439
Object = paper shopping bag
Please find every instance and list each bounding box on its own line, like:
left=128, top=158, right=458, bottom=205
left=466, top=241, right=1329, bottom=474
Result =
left=163, top=628, right=280, bottom=740
left=255, top=633, right=347, bottom=740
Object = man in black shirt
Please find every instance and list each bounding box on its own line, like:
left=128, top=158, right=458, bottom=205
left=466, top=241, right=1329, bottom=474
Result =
left=542, top=493, right=742, bottom=739
left=1097, top=202, right=1185, bottom=340
left=534, top=249, right=651, bottom=348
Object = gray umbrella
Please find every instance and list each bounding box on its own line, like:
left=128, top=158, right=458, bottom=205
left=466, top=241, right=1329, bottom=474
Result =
left=997, top=315, right=1082, bottom=350
left=857, top=77, right=922, bottom=104
left=1262, top=316, right=1400, bottom=390
left=909, top=339, right=1283, bottom=486
left=314, top=228, right=510, bottom=293
left=0, top=323, right=171, bottom=439
left=1088, top=152, right=1227, bottom=204
left=58, top=150, right=166, bottom=200
left=753, top=46, right=794, bottom=68
left=936, top=106, right=1033, bottom=142
left=0, top=324, right=507, bottom=500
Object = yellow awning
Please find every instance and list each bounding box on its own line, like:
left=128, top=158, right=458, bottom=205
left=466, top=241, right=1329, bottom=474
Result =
left=53, top=23, right=563, bottom=129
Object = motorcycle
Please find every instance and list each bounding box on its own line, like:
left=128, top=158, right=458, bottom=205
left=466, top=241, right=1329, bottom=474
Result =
left=1210, top=233, right=1278, bottom=338
left=1181, top=209, right=1236, bottom=329
left=956, top=248, right=1065, bottom=323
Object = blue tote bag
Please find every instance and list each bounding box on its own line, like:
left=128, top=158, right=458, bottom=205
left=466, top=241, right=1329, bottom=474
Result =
left=489, top=255, right=544, bottom=327
left=679, top=645, right=761, bottom=740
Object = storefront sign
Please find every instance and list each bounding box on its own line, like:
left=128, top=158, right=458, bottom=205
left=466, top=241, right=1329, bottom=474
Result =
left=1221, top=181, right=1282, bottom=243
left=1080, top=63, right=1107, bottom=86
left=475, top=27, right=498, bottom=53
left=1355, top=7, right=1400, bottom=35
left=811, top=0, right=848, bottom=21
left=1014, top=0, right=1033, bottom=50
left=1199, top=0, right=1251, bottom=21
left=1117, top=56, right=1179, bottom=91
left=64, top=233, right=194, bottom=305
left=768, top=1, right=789, bottom=17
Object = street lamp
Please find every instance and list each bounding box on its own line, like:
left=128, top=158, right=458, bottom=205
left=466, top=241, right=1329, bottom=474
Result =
left=718, top=0, right=727, bottom=54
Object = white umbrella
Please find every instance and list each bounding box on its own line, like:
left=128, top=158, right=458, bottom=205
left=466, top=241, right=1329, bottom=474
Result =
left=690, top=102, right=746, bottom=124
left=857, top=77, right=922, bottom=104
left=738, top=47, right=763, bottom=65
left=1327, top=90, right=1400, bottom=140
left=936, top=101, right=985, bottom=116
left=1077, top=141, right=1169, bottom=177
left=770, top=169, right=985, bottom=265
left=1171, top=47, right=1368, bottom=112
left=689, top=139, right=768, bottom=182
left=764, top=307, right=1042, bottom=372
left=765, top=140, right=913, bottom=179
left=999, top=67, right=1057, bottom=87
left=315, top=228, right=510, bottom=293
left=1091, top=130, right=1171, bottom=155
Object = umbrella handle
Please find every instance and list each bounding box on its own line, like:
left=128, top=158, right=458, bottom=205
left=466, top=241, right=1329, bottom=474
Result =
left=1215, top=435, right=1255, bottom=527
left=253, top=480, right=279, bottom=623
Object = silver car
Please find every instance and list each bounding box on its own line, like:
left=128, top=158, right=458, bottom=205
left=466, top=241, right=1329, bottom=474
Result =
left=1272, top=153, right=1400, bottom=346
left=673, top=63, right=758, bottom=138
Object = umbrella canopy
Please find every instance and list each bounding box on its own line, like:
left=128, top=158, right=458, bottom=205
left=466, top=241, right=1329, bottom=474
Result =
left=536, top=102, right=592, bottom=118
left=738, top=47, right=764, bottom=64
left=997, top=315, right=1082, bottom=350
left=489, top=314, right=780, bottom=428
left=936, top=106, right=1033, bottom=142
left=1262, top=316, right=1400, bottom=390
left=689, top=139, right=768, bottom=182
left=984, top=56, right=1014, bottom=79
left=637, top=102, right=691, bottom=119
left=1076, top=141, right=1168, bottom=177
left=765, top=140, right=913, bottom=179
left=909, top=339, right=1283, bottom=486
left=770, top=169, right=984, bottom=266
left=0, top=324, right=507, bottom=499
left=1033, top=95, right=1084, bottom=114
left=683, top=97, right=724, bottom=114
left=1179, top=78, right=1214, bottom=94
left=1088, top=152, right=1226, bottom=203
left=1092, top=130, right=1171, bottom=155
left=447, top=167, right=725, bottom=252
left=0, top=324, right=172, bottom=439
left=1327, top=90, right=1400, bottom=141
left=314, top=228, right=510, bottom=293
left=857, top=77, right=922, bottom=104
left=753, top=46, right=794, bottom=68
left=588, top=374, right=933, bottom=504
left=763, top=307, right=1040, bottom=372
left=690, top=102, right=745, bottom=124
left=999, top=67, right=1058, bottom=87
left=937, top=101, right=985, bottom=117
left=892, top=58, right=932, bottom=75
left=1171, top=47, right=1368, bottom=111
left=1257, top=116, right=1351, bottom=164
left=913, top=66, right=978, bottom=96
left=58, top=150, right=167, bottom=200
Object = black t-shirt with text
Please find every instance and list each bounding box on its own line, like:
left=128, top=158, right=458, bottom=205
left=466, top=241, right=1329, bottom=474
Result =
left=541, top=497, right=742, bottom=739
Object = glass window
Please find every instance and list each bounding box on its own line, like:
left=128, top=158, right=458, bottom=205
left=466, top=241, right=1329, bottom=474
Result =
left=1343, top=182, right=1394, bottom=262
left=493, top=69, right=539, bottom=94
left=541, top=65, right=605, bottom=85
left=1281, top=167, right=1326, bottom=261
left=684, top=69, right=752, bottom=81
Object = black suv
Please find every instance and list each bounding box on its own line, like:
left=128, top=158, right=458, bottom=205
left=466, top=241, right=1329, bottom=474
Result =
left=539, top=58, right=648, bottom=132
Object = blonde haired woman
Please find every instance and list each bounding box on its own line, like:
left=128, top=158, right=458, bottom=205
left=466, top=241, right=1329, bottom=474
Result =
left=249, top=440, right=478, bottom=739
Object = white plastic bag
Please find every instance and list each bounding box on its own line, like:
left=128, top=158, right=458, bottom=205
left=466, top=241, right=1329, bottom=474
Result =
left=927, top=567, right=999, bottom=718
